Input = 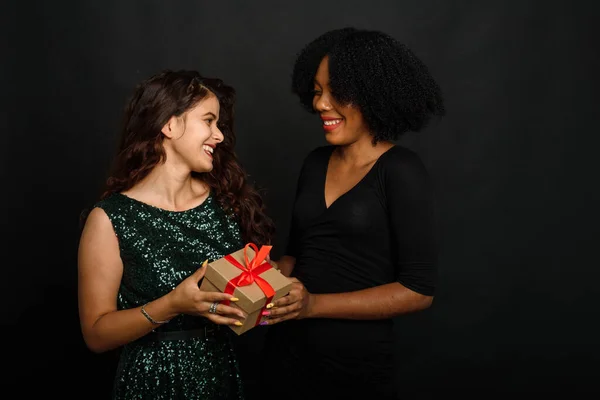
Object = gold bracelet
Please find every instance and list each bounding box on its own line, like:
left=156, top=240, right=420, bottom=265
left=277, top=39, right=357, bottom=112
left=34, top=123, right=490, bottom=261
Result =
left=140, top=303, right=170, bottom=325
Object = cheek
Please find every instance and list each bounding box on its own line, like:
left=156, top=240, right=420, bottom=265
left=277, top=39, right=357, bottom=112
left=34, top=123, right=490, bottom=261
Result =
left=343, top=109, right=364, bottom=131
left=195, top=124, right=212, bottom=140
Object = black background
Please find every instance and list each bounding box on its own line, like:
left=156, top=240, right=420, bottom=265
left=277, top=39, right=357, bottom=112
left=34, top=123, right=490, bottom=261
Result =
left=2, top=0, right=598, bottom=397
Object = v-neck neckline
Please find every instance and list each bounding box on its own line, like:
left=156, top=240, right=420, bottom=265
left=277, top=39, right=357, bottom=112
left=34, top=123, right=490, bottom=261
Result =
left=322, top=145, right=395, bottom=210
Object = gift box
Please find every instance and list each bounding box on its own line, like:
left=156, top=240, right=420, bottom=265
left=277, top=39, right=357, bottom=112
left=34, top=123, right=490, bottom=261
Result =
left=199, top=243, right=293, bottom=335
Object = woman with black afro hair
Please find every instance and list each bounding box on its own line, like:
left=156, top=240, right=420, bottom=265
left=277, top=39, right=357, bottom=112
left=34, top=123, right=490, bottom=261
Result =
left=259, top=27, right=445, bottom=399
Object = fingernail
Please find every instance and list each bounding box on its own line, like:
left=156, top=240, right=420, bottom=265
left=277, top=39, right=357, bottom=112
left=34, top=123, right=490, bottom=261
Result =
left=202, top=259, right=208, bottom=267
left=261, top=311, right=270, bottom=316
left=259, top=321, right=268, bottom=326
left=229, top=297, right=239, bottom=302
left=266, top=303, right=274, bottom=309
left=234, top=321, right=243, bottom=326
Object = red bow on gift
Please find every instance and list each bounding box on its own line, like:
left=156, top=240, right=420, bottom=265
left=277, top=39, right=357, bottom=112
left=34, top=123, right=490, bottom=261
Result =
left=222, top=243, right=275, bottom=325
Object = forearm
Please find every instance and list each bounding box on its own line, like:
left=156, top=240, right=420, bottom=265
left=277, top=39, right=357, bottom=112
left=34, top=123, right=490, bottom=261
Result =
left=307, top=282, right=433, bottom=320
left=275, top=255, right=296, bottom=277
left=83, top=292, right=180, bottom=353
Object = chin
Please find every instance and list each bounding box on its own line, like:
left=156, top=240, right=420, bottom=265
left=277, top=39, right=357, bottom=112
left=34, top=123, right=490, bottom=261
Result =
left=325, top=132, right=350, bottom=146
left=193, top=163, right=214, bottom=173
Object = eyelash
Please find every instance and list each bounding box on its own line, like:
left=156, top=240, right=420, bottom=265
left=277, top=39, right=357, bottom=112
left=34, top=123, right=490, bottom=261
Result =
left=205, top=119, right=214, bottom=125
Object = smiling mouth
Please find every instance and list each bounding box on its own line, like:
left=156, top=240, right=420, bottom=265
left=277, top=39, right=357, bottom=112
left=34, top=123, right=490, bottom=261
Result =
left=322, top=118, right=343, bottom=132
left=202, top=144, right=214, bottom=159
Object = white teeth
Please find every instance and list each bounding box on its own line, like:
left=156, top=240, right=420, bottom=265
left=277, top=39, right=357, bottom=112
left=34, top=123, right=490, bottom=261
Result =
left=202, top=145, right=214, bottom=154
left=323, top=119, right=342, bottom=126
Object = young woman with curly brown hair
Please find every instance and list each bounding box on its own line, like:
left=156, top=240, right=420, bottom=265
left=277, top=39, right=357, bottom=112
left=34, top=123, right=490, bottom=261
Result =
left=77, top=69, right=274, bottom=399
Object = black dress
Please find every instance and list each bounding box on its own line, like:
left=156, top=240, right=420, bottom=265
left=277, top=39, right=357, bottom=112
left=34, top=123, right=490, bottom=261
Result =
left=261, top=145, right=437, bottom=400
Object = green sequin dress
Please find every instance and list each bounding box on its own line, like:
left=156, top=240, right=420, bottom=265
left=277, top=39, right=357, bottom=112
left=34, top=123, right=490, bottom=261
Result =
left=95, top=192, right=245, bottom=400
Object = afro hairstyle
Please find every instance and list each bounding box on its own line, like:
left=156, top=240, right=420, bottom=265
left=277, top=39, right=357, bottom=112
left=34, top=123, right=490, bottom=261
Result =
left=291, top=27, right=445, bottom=142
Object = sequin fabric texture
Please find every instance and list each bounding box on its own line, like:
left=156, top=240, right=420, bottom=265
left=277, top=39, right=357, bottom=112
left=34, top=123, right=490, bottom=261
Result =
left=95, top=192, right=245, bottom=400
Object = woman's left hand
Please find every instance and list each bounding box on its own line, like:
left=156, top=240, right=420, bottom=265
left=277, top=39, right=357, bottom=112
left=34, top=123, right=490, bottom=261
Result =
left=263, top=278, right=313, bottom=325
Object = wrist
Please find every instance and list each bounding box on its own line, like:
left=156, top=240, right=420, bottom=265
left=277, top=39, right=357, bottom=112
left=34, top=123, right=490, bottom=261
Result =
left=305, top=293, right=319, bottom=318
left=280, top=263, right=294, bottom=278
left=142, top=293, right=181, bottom=325
left=141, top=303, right=171, bottom=325
left=162, top=290, right=182, bottom=317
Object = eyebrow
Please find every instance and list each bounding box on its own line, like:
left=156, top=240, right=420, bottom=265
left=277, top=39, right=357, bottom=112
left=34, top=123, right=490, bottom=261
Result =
left=202, top=112, right=217, bottom=119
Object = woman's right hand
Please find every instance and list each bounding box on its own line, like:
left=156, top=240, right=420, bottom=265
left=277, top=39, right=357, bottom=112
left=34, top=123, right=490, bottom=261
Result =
left=168, top=260, right=246, bottom=326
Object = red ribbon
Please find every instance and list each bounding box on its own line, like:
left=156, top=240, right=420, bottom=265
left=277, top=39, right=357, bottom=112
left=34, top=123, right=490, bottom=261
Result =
left=222, top=243, right=275, bottom=326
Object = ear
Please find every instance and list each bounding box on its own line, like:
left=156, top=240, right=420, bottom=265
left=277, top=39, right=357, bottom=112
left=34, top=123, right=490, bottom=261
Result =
left=161, top=116, right=179, bottom=139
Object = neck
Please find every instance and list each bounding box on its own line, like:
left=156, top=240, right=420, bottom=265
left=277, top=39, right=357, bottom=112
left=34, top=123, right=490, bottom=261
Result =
left=134, top=162, right=200, bottom=208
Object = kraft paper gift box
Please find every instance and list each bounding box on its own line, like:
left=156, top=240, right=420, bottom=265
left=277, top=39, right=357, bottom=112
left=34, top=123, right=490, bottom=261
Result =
left=199, top=243, right=293, bottom=335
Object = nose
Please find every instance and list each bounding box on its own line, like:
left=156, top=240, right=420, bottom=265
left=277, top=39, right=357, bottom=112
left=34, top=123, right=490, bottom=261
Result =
left=213, top=127, right=224, bottom=143
left=313, top=92, right=333, bottom=112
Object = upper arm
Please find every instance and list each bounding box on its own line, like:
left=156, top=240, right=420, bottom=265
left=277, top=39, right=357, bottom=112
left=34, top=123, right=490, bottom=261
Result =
left=385, top=151, right=437, bottom=296
left=77, top=207, right=124, bottom=335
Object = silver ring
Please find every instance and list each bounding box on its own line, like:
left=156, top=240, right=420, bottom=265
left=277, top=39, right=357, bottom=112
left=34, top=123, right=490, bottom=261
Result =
left=209, top=301, right=218, bottom=314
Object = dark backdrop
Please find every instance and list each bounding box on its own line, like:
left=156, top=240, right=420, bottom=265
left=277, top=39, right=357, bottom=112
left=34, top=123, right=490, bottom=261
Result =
left=2, top=0, right=598, bottom=397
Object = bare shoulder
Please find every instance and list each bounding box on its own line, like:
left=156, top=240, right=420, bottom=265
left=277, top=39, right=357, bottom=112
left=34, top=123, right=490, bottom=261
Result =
left=79, top=206, right=118, bottom=248
left=83, top=207, right=113, bottom=232
left=78, top=206, right=121, bottom=271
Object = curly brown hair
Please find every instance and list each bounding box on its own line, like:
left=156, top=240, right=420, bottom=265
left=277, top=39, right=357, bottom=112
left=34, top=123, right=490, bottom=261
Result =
left=91, top=69, right=275, bottom=246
